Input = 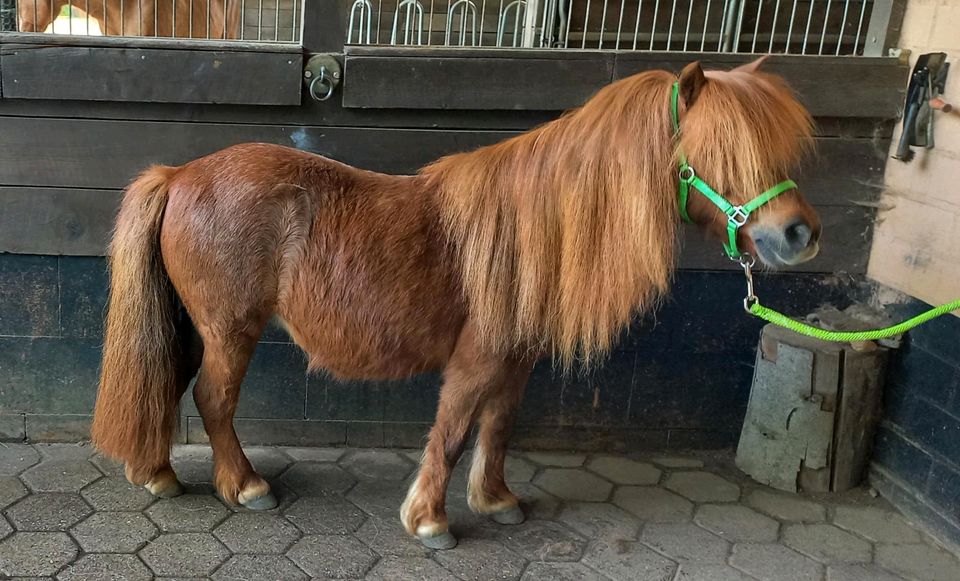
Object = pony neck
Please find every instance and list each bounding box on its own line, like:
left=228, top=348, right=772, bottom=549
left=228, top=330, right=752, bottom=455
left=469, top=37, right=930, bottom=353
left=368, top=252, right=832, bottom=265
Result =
left=424, top=73, right=680, bottom=370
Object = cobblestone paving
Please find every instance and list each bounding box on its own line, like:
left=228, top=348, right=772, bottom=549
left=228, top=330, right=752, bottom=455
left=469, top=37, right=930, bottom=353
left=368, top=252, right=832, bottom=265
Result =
left=0, top=443, right=957, bottom=580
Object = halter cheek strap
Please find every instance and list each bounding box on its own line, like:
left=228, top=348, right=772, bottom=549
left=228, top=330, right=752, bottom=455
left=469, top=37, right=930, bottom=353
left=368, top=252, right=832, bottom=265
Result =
left=671, top=81, right=798, bottom=259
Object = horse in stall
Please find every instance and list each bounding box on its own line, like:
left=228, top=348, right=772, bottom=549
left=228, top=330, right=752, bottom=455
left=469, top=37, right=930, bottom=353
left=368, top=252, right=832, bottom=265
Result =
left=91, top=58, right=821, bottom=549
left=17, top=0, right=241, bottom=39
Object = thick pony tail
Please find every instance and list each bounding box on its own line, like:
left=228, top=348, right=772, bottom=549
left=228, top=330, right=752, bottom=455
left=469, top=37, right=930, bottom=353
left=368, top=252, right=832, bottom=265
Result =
left=91, top=165, right=182, bottom=481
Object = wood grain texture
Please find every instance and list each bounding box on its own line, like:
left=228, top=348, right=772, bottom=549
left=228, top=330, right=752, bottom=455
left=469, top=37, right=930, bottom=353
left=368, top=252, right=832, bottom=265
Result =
left=0, top=43, right=302, bottom=104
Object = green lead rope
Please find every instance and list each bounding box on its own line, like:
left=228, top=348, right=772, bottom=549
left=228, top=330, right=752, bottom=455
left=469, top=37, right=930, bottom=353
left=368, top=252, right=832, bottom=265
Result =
left=747, top=299, right=960, bottom=342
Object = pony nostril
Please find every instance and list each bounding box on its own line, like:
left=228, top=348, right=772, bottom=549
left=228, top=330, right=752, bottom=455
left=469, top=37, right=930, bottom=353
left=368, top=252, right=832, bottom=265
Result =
left=784, top=220, right=813, bottom=249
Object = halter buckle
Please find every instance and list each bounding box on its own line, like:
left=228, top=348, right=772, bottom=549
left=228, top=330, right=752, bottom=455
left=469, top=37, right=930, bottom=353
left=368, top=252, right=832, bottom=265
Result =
left=728, top=206, right=749, bottom=227
left=678, top=165, right=696, bottom=183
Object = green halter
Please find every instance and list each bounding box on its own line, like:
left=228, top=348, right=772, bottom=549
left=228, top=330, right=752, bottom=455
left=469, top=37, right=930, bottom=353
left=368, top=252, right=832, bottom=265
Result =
left=671, top=81, right=798, bottom=259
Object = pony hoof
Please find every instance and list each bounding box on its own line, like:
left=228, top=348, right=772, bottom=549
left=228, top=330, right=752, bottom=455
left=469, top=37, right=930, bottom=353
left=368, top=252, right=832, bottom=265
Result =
left=489, top=506, right=525, bottom=525
left=418, top=531, right=457, bottom=550
left=145, top=478, right=185, bottom=499
left=239, top=492, right=278, bottom=511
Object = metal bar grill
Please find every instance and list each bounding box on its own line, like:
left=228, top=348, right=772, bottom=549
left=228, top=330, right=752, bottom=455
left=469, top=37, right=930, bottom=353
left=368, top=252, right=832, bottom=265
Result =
left=8, top=0, right=301, bottom=41
left=344, top=0, right=892, bottom=55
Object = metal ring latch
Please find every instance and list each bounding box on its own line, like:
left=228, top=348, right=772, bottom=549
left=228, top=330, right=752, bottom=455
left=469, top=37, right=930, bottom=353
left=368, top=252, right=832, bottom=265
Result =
left=679, top=165, right=696, bottom=182
left=309, top=69, right=336, bottom=101
left=303, top=54, right=342, bottom=102
left=737, top=253, right=758, bottom=312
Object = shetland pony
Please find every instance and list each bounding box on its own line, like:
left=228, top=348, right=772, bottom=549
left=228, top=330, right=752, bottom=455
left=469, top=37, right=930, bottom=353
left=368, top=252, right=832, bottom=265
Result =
left=91, top=58, right=820, bottom=549
left=17, top=0, right=241, bottom=39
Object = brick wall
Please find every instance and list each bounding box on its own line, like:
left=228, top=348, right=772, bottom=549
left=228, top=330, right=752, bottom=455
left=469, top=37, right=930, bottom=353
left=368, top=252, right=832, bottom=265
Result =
left=867, top=0, right=960, bottom=552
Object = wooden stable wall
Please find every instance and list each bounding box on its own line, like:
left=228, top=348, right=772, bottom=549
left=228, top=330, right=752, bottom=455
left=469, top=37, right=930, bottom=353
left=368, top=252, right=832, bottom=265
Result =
left=0, top=18, right=910, bottom=447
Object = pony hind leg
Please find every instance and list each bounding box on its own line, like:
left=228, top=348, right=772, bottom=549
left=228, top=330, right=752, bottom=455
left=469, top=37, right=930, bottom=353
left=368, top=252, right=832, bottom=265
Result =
left=191, top=325, right=277, bottom=510
left=467, top=357, right=534, bottom=525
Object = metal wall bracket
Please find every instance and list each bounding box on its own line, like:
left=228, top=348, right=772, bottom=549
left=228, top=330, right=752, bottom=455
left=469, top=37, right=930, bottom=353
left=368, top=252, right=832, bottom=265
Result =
left=304, top=54, right=342, bottom=102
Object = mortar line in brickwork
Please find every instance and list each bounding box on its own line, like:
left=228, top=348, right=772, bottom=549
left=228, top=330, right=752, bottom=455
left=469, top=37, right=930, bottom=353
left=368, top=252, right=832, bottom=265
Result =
left=880, top=420, right=960, bottom=475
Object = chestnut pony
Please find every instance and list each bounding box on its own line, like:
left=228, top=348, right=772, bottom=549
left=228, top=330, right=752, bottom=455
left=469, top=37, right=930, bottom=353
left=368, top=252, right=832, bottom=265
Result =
left=91, top=59, right=820, bottom=549
left=17, top=0, right=240, bottom=39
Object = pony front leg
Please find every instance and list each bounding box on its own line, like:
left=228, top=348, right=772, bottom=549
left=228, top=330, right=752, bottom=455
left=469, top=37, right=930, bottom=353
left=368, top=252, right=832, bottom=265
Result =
left=467, top=359, right=533, bottom=524
left=400, top=401, right=473, bottom=550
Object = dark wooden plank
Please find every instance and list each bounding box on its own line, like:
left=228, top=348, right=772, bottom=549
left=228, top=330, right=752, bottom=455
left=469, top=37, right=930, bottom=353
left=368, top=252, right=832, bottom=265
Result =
left=0, top=116, right=883, bottom=205
left=615, top=52, right=909, bottom=119
left=0, top=184, right=869, bottom=273
left=1, top=44, right=302, bottom=105
left=680, top=205, right=875, bottom=274
left=301, top=0, right=348, bottom=53
left=0, top=117, right=514, bottom=188
left=342, top=48, right=907, bottom=119
left=0, top=188, right=120, bottom=256
left=342, top=53, right=616, bottom=110
left=0, top=31, right=301, bottom=52
left=0, top=97, right=894, bottom=138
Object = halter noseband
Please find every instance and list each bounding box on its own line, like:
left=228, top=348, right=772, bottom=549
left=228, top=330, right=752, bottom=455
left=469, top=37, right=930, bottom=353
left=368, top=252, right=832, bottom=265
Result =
left=671, top=81, right=797, bottom=259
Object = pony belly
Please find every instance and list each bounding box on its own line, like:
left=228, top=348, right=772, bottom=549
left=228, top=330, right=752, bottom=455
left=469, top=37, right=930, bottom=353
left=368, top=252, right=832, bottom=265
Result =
left=273, top=315, right=453, bottom=381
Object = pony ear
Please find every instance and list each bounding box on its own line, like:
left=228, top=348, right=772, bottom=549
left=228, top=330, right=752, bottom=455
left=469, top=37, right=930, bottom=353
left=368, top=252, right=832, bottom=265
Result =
left=678, top=61, right=708, bottom=109
left=734, top=54, right=770, bottom=74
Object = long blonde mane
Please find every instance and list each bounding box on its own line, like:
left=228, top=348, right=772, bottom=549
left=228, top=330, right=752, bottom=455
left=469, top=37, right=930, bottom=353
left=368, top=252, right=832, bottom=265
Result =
left=424, top=66, right=812, bottom=369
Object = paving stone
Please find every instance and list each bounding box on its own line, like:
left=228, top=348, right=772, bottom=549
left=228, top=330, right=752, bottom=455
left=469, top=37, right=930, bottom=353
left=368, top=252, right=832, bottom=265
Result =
left=582, top=538, right=679, bottom=581
left=89, top=453, right=125, bottom=477
left=57, top=553, right=152, bottom=581
left=642, top=522, right=730, bottom=563
left=875, top=542, right=960, bottom=581
left=80, top=477, right=156, bottom=511
left=286, top=534, right=378, bottom=578
left=139, top=532, right=230, bottom=577
left=212, top=554, right=308, bottom=581
left=533, top=468, right=613, bottom=501
left=586, top=456, right=661, bottom=485
left=346, top=480, right=407, bottom=519
left=280, top=462, right=356, bottom=495
left=340, top=450, right=413, bottom=481
left=826, top=563, right=907, bottom=581
left=146, top=494, right=230, bottom=532
left=20, top=459, right=102, bottom=493
left=663, top=472, right=740, bottom=503
left=556, top=502, right=641, bottom=540
left=71, top=511, right=158, bottom=552
left=0, top=444, right=40, bottom=475
left=172, top=445, right=214, bottom=462
left=283, top=495, right=367, bottom=534
left=676, top=564, right=755, bottom=581
left=283, top=447, right=346, bottom=462
left=832, top=505, right=922, bottom=544
left=355, top=514, right=428, bottom=556
left=434, top=538, right=526, bottom=581
left=35, top=444, right=92, bottom=461
left=5, top=493, right=92, bottom=531
left=498, top=519, right=586, bottom=562
left=0, top=532, right=78, bottom=577
left=509, top=483, right=563, bottom=520
left=525, top=452, right=586, bottom=467
left=213, top=512, right=301, bottom=553
left=783, top=523, right=872, bottom=563
left=171, top=459, right=213, bottom=484
left=730, top=543, right=823, bottom=581
left=0, top=515, right=11, bottom=540
left=651, top=457, right=704, bottom=469
left=0, top=476, right=28, bottom=509
left=745, top=489, right=826, bottom=522
left=613, top=487, right=693, bottom=522
left=505, top=455, right=537, bottom=483
left=694, top=504, right=779, bottom=542
left=520, top=562, right=606, bottom=581
left=245, top=447, right=294, bottom=478
left=365, top=555, right=457, bottom=580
